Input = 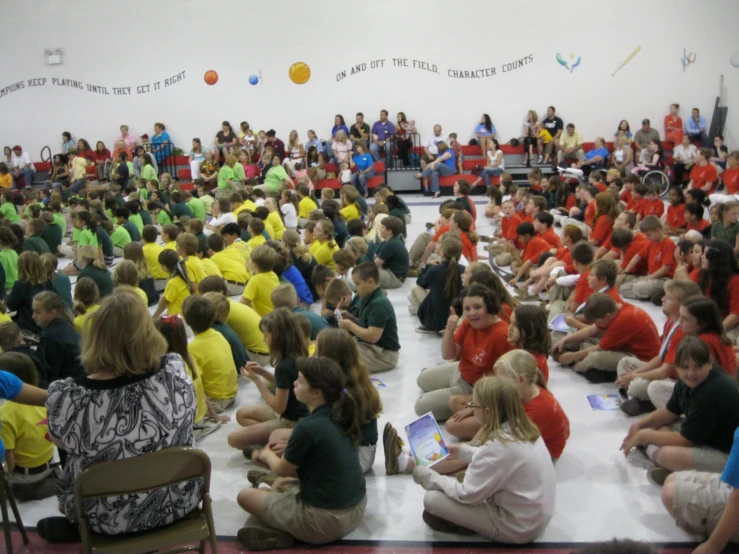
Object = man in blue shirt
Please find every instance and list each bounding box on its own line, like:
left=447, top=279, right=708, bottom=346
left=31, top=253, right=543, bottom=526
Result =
left=686, top=107, right=708, bottom=144
left=370, top=110, right=396, bottom=165
left=304, top=130, right=323, bottom=154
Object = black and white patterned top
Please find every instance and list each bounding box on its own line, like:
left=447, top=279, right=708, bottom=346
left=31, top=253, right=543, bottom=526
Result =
left=46, top=353, right=201, bottom=536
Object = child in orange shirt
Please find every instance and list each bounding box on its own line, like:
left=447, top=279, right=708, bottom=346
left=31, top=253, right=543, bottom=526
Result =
left=610, top=228, right=650, bottom=283
left=522, top=195, right=546, bottom=224
left=684, top=204, right=711, bottom=236
left=508, top=222, right=554, bottom=287
left=589, top=171, right=607, bottom=194
left=546, top=241, right=594, bottom=338
left=489, top=200, right=521, bottom=267
left=526, top=224, right=584, bottom=298
left=619, top=216, right=675, bottom=301
left=619, top=175, right=639, bottom=211
left=588, top=192, right=618, bottom=247
left=662, top=186, right=687, bottom=236
left=533, top=212, right=561, bottom=249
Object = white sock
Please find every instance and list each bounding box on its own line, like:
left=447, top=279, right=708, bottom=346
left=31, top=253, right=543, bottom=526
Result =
left=645, top=444, right=659, bottom=462
left=398, top=448, right=412, bottom=473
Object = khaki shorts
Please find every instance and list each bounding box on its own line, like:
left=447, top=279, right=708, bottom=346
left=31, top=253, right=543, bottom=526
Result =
left=673, top=471, right=739, bottom=541
left=261, top=487, right=367, bottom=544
left=208, top=396, right=236, bottom=413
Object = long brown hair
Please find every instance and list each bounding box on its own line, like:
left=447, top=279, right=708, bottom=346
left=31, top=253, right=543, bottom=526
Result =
left=33, top=291, right=74, bottom=327
left=452, top=210, right=479, bottom=245
left=440, top=234, right=463, bottom=303
left=593, top=192, right=619, bottom=223
left=17, top=251, right=47, bottom=285
left=282, top=229, right=312, bottom=263
left=259, top=307, right=308, bottom=366
left=155, top=316, right=199, bottom=382
left=315, top=329, right=382, bottom=425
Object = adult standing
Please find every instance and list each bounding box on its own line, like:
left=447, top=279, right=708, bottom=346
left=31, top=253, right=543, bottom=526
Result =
left=255, top=155, right=294, bottom=194
left=324, top=115, right=349, bottom=162
left=350, top=112, right=371, bottom=149
left=421, top=125, right=449, bottom=171
left=117, top=125, right=138, bottom=150
left=542, top=106, right=564, bottom=162
left=91, top=141, right=112, bottom=182
left=214, top=121, right=238, bottom=158
left=522, top=110, right=539, bottom=167
left=10, top=146, right=34, bottom=189
left=150, top=122, right=172, bottom=168
left=36, top=292, right=201, bottom=543
left=686, top=108, right=708, bottom=144
left=557, top=123, right=585, bottom=165
left=633, top=119, right=661, bottom=158
left=61, top=132, right=75, bottom=153
left=416, top=141, right=456, bottom=198
left=351, top=144, right=375, bottom=197
left=475, top=114, right=497, bottom=157
left=133, top=145, right=157, bottom=178
left=370, top=110, right=395, bottom=165
left=664, top=104, right=683, bottom=146
left=395, top=112, right=417, bottom=167
left=265, top=130, right=286, bottom=161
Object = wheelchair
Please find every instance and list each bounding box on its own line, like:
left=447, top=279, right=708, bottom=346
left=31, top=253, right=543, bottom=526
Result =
left=641, top=168, right=671, bottom=197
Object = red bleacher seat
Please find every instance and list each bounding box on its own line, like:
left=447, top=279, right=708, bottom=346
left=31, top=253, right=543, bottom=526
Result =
left=180, top=182, right=195, bottom=191
left=499, top=144, right=524, bottom=155
left=438, top=174, right=460, bottom=188
left=178, top=168, right=192, bottom=181
left=34, top=162, right=51, bottom=172
left=461, top=159, right=483, bottom=171
left=460, top=145, right=482, bottom=157
left=373, top=161, right=385, bottom=173
left=315, top=178, right=341, bottom=190
left=174, top=155, right=189, bottom=166
left=367, top=176, right=384, bottom=190
left=324, top=163, right=338, bottom=174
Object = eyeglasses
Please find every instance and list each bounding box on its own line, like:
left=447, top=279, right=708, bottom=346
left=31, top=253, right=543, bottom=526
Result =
left=466, top=401, right=482, bottom=409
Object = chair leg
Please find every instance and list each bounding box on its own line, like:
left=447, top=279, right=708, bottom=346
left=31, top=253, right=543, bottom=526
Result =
left=4, top=482, right=27, bottom=544
left=0, top=487, right=14, bottom=554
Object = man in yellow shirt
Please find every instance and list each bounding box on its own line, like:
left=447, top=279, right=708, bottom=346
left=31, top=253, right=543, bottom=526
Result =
left=183, top=297, right=238, bottom=412
left=198, top=276, right=271, bottom=366
left=67, top=148, right=89, bottom=194
left=209, top=233, right=249, bottom=295
left=0, top=352, right=58, bottom=500
left=557, top=123, right=585, bottom=164
left=241, top=245, right=280, bottom=316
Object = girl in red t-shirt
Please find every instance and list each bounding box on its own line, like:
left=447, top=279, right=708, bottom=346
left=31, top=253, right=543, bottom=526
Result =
left=507, top=305, right=552, bottom=383
left=662, top=186, right=687, bottom=236
left=693, top=240, right=739, bottom=329
left=679, top=295, right=737, bottom=377
left=467, top=270, right=519, bottom=323
left=589, top=192, right=618, bottom=247
left=450, top=210, right=479, bottom=262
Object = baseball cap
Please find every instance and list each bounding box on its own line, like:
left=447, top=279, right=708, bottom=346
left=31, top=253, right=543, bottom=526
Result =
left=140, top=134, right=149, bottom=139
left=642, top=119, right=650, bottom=125
left=11, top=145, right=21, bottom=152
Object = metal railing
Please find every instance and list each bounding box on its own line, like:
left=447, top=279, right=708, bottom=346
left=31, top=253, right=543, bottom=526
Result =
left=390, top=132, right=421, bottom=171
left=142, top=142, right=176, bottom=178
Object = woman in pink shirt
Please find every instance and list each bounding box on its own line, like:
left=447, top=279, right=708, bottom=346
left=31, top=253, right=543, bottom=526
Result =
left=116, top=125, right=138, bottom=150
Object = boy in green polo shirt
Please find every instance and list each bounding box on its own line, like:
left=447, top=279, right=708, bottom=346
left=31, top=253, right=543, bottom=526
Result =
left=0, top=190, right=20, bottom=224
left=183, top=190, right=206, bottom=221
left=338, top=262, right=400, bottom=373
left=23, top=219, right=51, bottom=255
left=374, top=216, right=409, bottom=290
left=39, top=212, right=62, bottom=255
left=0, top=227, right=19, bottom=296
left=105, top=221, right=131, bottom=257
left=49, top=202, right=67, bottom=236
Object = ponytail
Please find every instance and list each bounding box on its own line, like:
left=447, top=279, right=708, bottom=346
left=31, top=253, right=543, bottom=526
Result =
left=444, top=256, right=460, bottom=302
left=174, top=259, right=196, bottom=295
left=299, top=356, right=361, bottom=445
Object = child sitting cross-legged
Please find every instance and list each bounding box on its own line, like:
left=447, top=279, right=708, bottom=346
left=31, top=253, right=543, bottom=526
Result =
left=410, top=375, right=555, bottom=542
left=338, top=262, right=400, bottom=373
left=374, top=216, right=409, bottom=289
left=235, top=356, right=367, bottom=551
left=271, top=283, right=328, bottom=340
left=621, top=336, right=739, bottom=486
left=241, top=244, right=280, bottom=316
left=619, top=215, right=675, bottom=302
left=228, top=308, right=308, bottom=455
left=152, top=250, right=196, bottom=317
left=0, top=351, right=59, bottom=501
left=507, top=222, right=554, bottom=288
left=183, top=295, right=238, bottom=413
left=202, top=292, right=250, bottom=370
left=546, top=241, right=594, bottom=328
left=155, top=314, right=230, bottom=442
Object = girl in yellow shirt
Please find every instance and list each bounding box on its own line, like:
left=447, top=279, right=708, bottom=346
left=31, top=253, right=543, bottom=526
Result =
left=311, top=220, right=339, bottom=269
left=264, top=197, right=286, bottom=239
left=73, top=277, right=100, bottom=333
left=153, top=250, right=195, bottom=317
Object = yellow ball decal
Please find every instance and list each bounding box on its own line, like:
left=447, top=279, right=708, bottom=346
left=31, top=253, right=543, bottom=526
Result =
left=289, top=62, right=311, bottom=85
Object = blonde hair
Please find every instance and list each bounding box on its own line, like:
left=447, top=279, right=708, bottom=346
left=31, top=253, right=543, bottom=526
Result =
left=81, top=291, right=167, bottom=377
left=475, top=376, right=541, bottom=446
left=78, top=245, right=106, bottom=270
left=281, top=229, right=312, bottom=263
left=123, top=242, right=152, bottom=280
left=467, top=261, right=493, bottom=276
left=203, top=292, right=230, bottom=324
left=316, top=220, right=337, bottom=248
left=271, top=283, right=298, bottom=309
left=493, top=349, right=546, bottom=388
left=17, top=251, right=47, bottom=285
left=113, top=260, right=140, bottom=288
left=345, top=237, right=368, bottom=258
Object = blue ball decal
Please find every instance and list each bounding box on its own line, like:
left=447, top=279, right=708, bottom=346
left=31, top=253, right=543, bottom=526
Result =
left=249, top=75, right=259, bottom=86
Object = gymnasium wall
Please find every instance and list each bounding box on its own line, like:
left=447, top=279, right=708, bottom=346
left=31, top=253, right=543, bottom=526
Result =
left=1, top=0, right=738, bottom=157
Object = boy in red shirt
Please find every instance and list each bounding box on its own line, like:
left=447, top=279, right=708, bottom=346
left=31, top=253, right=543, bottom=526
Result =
left=528, top=168, right=543, bottom=193
left=663, top=186, right=687, bottom=236
left=508, top=222, right=552, bottom=287
left=684, top=204, right=711, bottom=235
left=610, top=228, right=650, bottom=283
left=619, top=216, right=675, bottom=301
left=595, top=211, right=636, bottom=260
left=589, top=171, right=607, bottom=194
left=615, top=280, right=701, bottom=415
left=552, top=293, right=661, bottom=383
left=547, top=241, right=594, bottom=336
left=488, top=200, right=522, bottom=267
left=708, top=151, right=739, bottom=205
left=619, top=175, right=639, bottom=211
left=561, top=258, right=623, bottom=334
left=563, top=184, right=598, bottom=235
left=687, top=147, right=718, bottom=194
left=534, top=211, right=561, bottom=249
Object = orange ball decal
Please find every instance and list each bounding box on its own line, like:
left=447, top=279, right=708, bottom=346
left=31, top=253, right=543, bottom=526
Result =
left=288, top=62, right=311, bottom=85
left=204, top=70, right=219, bottom=85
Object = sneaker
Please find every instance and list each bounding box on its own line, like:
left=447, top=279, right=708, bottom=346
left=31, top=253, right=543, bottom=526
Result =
left=237, top=527, right=295, bottom=551
left=648, top=467, right=673, bottom=487
left=383, top=422, right=403, bottom=475
left=247, top=470, right=278, bottom=488
left=619, top=398, right=656, bottom=417
left=422, top=510, right=476, bottom=535
left=425, top=222, right=434, bottom=230
left=416, top=326, right=438, bottom=335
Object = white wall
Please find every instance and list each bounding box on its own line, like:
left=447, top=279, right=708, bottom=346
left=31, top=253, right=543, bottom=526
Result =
left=1, top=0, right=737, bottom=158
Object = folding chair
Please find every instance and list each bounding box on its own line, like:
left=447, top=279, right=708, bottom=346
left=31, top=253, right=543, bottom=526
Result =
left=73, top=447, right=218, bottom=554
left=0, top=465, right=29, bottom=554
